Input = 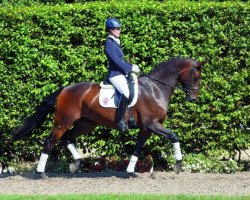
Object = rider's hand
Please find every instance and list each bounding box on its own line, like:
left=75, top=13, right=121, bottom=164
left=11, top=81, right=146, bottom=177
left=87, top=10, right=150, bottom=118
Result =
left=132, top=64, right=140, bottom=74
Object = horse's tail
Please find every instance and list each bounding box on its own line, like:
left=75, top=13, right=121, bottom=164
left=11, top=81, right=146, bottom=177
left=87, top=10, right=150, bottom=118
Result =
left=11, top=86, right=64, bottom=141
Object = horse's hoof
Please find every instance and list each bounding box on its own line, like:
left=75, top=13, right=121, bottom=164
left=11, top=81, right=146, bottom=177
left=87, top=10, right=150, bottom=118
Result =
left=127, top=172, right=139, bottom=178
left=34, top=172, right=49, bottom=180
left=149, top=172, right=156, bottom=179
left=69, top=159, right=81, bottom=173
left=173, top=161, right=182, bottom=174
left=69, top=163, right=78, bottom=173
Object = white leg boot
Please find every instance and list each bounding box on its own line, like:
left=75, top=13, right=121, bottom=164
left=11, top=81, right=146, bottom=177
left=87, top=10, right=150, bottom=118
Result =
left=173, top=142, right=182, bottom=161
left=37, top=153, right=49, bottom=173
left=173, top=142, right=182, bottom=174
left=67, top=143, right=82, bottom=160
left=126, top=155, right=138, bottom=173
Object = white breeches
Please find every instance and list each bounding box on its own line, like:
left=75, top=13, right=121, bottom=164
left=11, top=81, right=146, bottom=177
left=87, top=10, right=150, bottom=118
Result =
left=109, top=75, right=130, bottom=99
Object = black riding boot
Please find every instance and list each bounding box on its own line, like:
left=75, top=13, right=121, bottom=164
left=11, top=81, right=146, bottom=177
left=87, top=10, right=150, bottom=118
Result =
left=117, top=94, right=129, bottom=132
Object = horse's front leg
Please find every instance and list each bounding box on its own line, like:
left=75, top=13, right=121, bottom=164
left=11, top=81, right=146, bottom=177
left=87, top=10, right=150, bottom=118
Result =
left=127, top=131, right=151, bottom=173
left=148, top=122, right=182, bottom=174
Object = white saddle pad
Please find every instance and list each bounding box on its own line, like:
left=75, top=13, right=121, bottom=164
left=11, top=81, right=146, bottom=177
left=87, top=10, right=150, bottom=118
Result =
left=99, top=74, right=139, bottom=108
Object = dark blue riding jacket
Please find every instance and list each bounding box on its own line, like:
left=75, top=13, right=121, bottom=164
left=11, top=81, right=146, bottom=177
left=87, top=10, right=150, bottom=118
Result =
left=104, top=37, right=132, bottom=78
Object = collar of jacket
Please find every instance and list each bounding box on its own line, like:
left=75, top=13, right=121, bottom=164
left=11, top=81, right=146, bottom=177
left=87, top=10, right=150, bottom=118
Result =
left=108, top=35, right=120, bottom=45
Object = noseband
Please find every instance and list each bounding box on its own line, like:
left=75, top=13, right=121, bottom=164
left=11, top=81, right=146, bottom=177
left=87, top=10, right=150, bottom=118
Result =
left=145, top=65, right=199, bottom=94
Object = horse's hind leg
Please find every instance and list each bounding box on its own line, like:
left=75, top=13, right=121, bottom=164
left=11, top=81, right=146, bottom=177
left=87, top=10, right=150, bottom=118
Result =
left=36, top=108, right=80, bottom=178
left=62, top=118, right=97, bottom=173
left=36, top=117, right=96, bottom=178
left=36, top=124, right=69, bottom=178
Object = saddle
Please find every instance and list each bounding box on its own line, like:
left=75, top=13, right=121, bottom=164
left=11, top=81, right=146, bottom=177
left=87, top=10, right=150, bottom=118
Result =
left=99, top=73, right=139, bottom=108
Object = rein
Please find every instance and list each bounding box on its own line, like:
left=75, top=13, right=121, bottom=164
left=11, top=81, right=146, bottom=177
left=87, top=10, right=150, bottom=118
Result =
left=144, top=74, right=176, bottom=89
left=143, top=65, right=199, bottom=93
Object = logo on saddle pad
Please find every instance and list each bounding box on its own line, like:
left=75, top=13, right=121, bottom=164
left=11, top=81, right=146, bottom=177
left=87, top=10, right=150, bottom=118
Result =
left=99, top=74, right=139, bottom=108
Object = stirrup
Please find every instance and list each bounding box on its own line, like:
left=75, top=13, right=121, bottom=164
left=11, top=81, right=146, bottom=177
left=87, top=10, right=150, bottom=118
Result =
left=128, top=117, right=137, bottom=128
left=117, top=121, right=129, bottom=132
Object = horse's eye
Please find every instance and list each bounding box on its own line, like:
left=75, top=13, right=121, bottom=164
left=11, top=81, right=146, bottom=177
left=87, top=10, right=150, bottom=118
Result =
left=193, top=74, right=199, bottom=82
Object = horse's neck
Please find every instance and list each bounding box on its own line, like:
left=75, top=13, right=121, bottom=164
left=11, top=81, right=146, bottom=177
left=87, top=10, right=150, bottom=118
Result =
left=155, top=75, right=178, bottom=104
left=148, top=68, right=179, bottom=92
left=139, top=74, right=178, bottom=108
left=139, top=61, right=184, bottom=107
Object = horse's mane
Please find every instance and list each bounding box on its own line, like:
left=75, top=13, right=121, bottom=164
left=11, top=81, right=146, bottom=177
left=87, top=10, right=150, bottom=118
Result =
left=148, top=57, right=191, bottom=76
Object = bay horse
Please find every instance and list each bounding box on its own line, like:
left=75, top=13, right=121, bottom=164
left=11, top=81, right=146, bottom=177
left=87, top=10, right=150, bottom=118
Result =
left=12, top=58, right=205, bottom=179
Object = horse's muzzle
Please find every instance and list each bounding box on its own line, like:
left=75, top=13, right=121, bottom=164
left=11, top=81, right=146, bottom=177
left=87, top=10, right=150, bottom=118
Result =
left=186, top=97, right=197, bottom=102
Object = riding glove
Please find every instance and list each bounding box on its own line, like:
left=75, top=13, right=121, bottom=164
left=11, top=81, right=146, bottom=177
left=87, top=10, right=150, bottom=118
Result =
left=132, top=64, right=140, bottom=75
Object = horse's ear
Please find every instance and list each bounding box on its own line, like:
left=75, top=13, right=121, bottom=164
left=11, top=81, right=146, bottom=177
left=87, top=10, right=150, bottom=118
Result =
left=197, top=59, right=209, bottom=69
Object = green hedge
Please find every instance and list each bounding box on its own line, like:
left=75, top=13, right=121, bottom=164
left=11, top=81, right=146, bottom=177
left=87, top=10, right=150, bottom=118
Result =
left=0, top=0, right=249, bottom=7
left=0, top=0, right=249, bottom=168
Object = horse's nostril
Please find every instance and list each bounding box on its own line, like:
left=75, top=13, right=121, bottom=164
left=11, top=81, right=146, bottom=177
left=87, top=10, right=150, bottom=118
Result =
left=186, top=97, right=197, bottom=102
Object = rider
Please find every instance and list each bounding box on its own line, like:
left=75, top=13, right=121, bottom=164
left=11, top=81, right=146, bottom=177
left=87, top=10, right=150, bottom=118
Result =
left=104, top=17, right=140, bottom=132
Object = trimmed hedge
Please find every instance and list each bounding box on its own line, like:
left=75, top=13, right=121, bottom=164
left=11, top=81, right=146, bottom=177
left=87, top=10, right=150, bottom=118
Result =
left=0, top=1, right=249, bottom=168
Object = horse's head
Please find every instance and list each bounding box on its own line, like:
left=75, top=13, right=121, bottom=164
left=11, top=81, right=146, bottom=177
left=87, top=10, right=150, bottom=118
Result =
left=178, top=60, right=205, bottom=102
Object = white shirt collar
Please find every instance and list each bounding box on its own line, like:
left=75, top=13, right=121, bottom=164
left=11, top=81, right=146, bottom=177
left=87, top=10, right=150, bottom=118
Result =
left=108, top=35, right=120, bottom=45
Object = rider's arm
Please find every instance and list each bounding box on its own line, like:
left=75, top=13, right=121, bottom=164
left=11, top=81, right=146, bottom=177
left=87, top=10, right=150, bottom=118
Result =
left=105, top=40, right=132, bottom=74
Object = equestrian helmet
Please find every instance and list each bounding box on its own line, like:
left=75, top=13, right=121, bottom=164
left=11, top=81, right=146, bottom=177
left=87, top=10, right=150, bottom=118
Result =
left=106, top=18, right=121, bottom=30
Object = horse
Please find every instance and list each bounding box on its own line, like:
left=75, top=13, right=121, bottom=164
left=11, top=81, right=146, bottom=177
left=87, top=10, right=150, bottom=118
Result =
left=12, top=58, right=205, bottom=179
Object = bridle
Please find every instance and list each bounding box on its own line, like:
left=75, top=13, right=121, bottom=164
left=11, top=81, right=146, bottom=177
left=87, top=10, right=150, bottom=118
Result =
left=183, top=65, right=200, bottom=94
left=144, top=65, right=199, bottom=94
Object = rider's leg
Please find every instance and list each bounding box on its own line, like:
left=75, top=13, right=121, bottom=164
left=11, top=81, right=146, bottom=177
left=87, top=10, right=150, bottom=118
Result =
left=117, top=94, right=129, bottom=131
left=109, top=75, right=130, bottom=131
